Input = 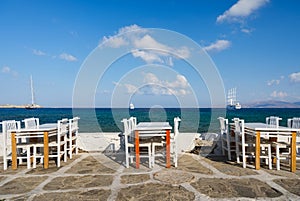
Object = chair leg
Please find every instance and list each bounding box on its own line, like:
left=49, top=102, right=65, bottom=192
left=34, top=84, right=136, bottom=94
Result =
left=64, top=137, right=67, bottom=162
left=33, top=146, right=36, bottom=168
left=236, top=135, right=240, bottom=163
left=3, top=155, right=7, bottom=170
left=276, top=146, right=280, bottom=170
left=268, top=145, right=272, bottom=170
left=26, top=146, right=31, bottom=169
left=242, top=145, right=246, bottom=168
left=125, top=146, right=129, bottom=168
left=69, top=138, right=73, bottom=159
left=57, top=146, right=61, bottom=168
left=148, top=146, right=152, bottom=168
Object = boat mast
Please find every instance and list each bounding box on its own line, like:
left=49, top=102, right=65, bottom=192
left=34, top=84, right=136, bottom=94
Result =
left=30, top=75, right=35, bottom=105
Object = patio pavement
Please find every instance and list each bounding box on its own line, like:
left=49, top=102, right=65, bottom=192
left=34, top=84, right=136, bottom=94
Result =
left=0, top=149, right=300, bottom=201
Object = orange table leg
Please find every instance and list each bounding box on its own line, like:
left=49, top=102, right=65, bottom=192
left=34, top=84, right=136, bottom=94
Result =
left=11, top=132, right=17, bottom=170
left=135, top=130, right=140, bottom=169
left=255, top=131, right=261, bottom=170
left=44, top=131, right=49, bottom=169
left=290, top=131, right=296, bottom=173
left=166, top=129, right=171, bottom=168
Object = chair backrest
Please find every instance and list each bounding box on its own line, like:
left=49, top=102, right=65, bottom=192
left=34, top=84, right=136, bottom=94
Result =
left=1, top=120, right=21, bottom=154
left=233, top=118, right=244, bottom=136
left=174, top=117, right=181, bottom=136
left=218, top=117, right=228, bottom=134
left=266, top=116, right=281, bottom=128
left=288, top=117, right=300, bottom=129
left=58, top=119, right=69, bottom=136
left=23, top=117, right=39, bottom=129
left=122, top=118, right=130, bottom=136
left=128, top=117, right=136, bottom=131
left=69, top=117, right=80, bottom=133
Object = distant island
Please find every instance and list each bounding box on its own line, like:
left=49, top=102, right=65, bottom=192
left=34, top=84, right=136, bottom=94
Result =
left=243, top=101, right=300, bottom=108
left=0, top=104, right=42, bottom=109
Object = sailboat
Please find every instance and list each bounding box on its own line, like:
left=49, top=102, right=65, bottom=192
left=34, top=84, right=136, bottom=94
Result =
left=25, top=75, right=40, bottom=109
left=129, top=103, right=134, bottom=110
left=227, top=88, right=241, bottom=110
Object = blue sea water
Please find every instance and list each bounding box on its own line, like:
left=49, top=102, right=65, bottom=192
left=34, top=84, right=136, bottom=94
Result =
left=0, top=108, right=300, bottom=133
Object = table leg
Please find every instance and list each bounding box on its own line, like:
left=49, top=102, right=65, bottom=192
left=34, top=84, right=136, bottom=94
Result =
left=255, top=131, right=261, bottom=170
left=166, top=129, right=171, bottom=168
left=135, top=130, right=140, bottom=169
left=44, top=131, right=49, bottom=169
left=290, top=131, right=296, bottom=173
left=11, top=132, right=17, bottom=170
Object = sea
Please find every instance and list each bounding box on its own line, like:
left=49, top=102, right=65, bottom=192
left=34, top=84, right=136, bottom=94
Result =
left=1, top=108, right=300, bottom=134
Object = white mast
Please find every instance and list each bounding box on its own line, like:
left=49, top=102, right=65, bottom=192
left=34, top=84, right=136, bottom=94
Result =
left=30, top=75, right=35, bottom=105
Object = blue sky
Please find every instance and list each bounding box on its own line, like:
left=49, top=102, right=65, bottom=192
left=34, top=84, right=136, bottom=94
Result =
left=1, top=0, right=300, bottom=108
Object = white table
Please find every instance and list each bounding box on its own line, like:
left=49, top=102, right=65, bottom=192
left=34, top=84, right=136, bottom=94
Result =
left=134, top=122, right=172, bottom=168
left=243, top=123, right=300, bottom=172
left=11, top=123, right=58, bottom=170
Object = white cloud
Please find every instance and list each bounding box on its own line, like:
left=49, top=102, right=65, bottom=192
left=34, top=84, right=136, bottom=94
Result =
left=289, top=72, right=300, bottom=83
left=124, top=84, right=138, bottom=94
left=1, top=66, right=18, bottom=77
left=100, top=24, right=191, bottom=66
left=2, top=66, right=11, bottom=73
left=217, top=0, right=269, bottom=23
left=241, top=28, right=253, bottom=34
left=267, top=80, right=280, bottom=86
left=140, top=73, right=190, bottom=96
left=102, top=35, right=128, bottom=48
left=117, top=73, right=190, bottom=96
left=270, top=91, right=287, bottom=98
left=59, top=53, right=77, bottom=62
left=203, top=40, right=231, bottom=52
left=132, top=50, right=163, bottom=64
left=33, top=49, right=46, bottom=56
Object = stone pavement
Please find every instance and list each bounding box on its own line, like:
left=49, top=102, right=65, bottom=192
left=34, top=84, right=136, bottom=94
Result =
left=0, top=151, right=300, bottom=201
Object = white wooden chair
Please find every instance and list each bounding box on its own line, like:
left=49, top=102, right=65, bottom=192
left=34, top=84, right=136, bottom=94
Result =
left=1, top=120, right=32, bottom=170
left=152, top=117, right=181, bottom=167
left=266, top=116, right=282, bottom=128
left=218, top=117, right=235, bottom=160
left=67, top=117, right=80, bottom=159
left=32, top=119, right=68, bottom=168
left=122, top=118, right=152, bottom=168
left=49, top=119, right=68, bottom=167
left=22, top=117, right=39, bottom=129
left=234, top=118, right=272, bottom=169
left=273, top=117, right=300, bottom=170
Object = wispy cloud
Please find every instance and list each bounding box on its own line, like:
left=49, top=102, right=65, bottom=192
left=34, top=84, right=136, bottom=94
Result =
left=100, top=24, right=190, bottom=66
left=1, top=66, right=11, bottom=73
left=59, top=53, right=78, bottom=62
left=1, top=66, right=18, bottom=77
left=270, top=91, right=287, bottom=98
left=33, top=49, right=46, bottom=56
left=217, top=0, right=269, bottom=23
left=289, top=72, right=300, bottom=83
left=241, top=28, right=254, bottom=34
left=267, top=76, right=284, bottom=86
left=203, top=40, right=231, bottom=52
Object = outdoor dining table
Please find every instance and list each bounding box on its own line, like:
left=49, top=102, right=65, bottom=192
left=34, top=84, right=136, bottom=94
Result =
left=243, top=123, right=300, bottom=172
left=10, top=123, right=58, bottom=170
left=134, top=122, right=172, bottom=169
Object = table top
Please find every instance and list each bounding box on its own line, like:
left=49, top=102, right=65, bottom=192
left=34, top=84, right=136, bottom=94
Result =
left=135, top=122, right=172, bottom=131
left=11, top=123, right=58, bottom=132
left=244, top=122, right=300, bottom=132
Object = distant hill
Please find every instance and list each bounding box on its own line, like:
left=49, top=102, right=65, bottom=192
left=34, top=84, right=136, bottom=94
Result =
left=245, top=101, right=300, bottom=108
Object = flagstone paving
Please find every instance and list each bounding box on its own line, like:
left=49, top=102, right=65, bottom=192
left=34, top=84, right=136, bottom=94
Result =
left=0, top=152, right=299, bottom=201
